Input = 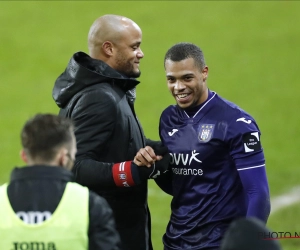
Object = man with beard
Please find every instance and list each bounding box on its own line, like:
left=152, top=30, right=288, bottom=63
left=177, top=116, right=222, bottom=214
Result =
left=52, top=15, right=170, bottom=250
left=0, top=114, right=121, bottom=250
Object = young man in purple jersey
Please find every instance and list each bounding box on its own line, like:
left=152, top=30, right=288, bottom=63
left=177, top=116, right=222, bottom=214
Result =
left=134, top=42, right=270, bottom=250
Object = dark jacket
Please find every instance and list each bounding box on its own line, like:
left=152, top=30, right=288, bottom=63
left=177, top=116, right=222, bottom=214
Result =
left=7, top=166, right=121, bottom=250
left=52, top=52, right=152, bottom=250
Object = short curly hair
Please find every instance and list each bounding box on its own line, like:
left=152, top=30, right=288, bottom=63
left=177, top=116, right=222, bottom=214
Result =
left=164, top=42, right=206, bottom=70
left=21, top=114, right=74, bottom=161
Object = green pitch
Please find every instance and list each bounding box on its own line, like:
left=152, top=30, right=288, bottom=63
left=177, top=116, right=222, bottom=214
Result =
left=1, top=1, right=300, bottom=249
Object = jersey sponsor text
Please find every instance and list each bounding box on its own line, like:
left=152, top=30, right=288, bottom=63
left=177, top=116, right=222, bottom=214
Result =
left=11, top=242, right=56, bottom=250
left=172, top=167, right=203, bottom=176
left=169, top=150, right=202, bottom=166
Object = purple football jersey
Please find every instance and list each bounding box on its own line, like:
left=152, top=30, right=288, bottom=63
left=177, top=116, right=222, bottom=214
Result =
left=159, top=91, right=266, bottom=250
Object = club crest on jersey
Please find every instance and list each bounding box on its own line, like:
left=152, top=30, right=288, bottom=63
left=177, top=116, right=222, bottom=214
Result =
left=198, top=124, right=215, bottom=143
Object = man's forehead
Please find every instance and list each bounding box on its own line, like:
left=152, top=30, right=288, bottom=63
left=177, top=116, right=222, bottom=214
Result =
left=166, top=58, right=196, bottom=67
left=165, top=58, right=197, bottom=76
left=166, top=70, right=195, bottom=77
left=119, top=24, right=142, bottom=42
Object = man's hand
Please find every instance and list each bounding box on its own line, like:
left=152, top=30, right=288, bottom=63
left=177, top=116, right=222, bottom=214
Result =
left=133, top=145, right=171, bottom=180
left=133, top=146, right=162, bottom=167
left=112, top=144, right=170, bottom=187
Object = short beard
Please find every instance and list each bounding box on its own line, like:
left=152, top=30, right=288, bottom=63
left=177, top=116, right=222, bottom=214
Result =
left=115, top=54, right=141, bottom=78
left=127, top=69, right=141, bottom=78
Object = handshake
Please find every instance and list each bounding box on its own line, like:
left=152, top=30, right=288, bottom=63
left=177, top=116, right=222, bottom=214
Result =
left=132, top=141, right=171, bottom=181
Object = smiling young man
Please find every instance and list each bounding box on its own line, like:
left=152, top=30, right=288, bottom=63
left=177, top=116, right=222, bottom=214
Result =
left=154, top=43, right=271, bottom=250
left=52, top=15, right=170, bottom=250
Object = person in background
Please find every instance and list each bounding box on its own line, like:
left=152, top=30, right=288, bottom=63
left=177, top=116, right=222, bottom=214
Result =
left=52, top=15, right=169, bottom=250
left=0, top=114, right=121, bottom=250
left=135, top=42, right=270, bottom=250
left=220, top=217, right=282, bottom=250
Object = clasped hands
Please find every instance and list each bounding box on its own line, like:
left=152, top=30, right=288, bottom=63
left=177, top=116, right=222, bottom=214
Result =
left=132, top=144, right=171, bottom=179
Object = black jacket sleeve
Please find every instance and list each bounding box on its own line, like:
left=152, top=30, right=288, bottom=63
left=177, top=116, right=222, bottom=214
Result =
left=71, top=89, right=117, bottom=187
left=146, top=139, right=171, bottom=156
left=154, top=170, right=173, bottom=196
left=145, top=139, right=160, bottom=147
left=88, top=191, right=122, bottom=250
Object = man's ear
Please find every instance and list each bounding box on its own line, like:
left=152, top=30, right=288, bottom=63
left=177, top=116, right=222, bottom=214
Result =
left=202, top=66, right=209, bottom=81
left=102, top=41, right=114, bottom=56
left=20, top=149, right=28, bottom=163
left=57, top=148, right=68, bottom=167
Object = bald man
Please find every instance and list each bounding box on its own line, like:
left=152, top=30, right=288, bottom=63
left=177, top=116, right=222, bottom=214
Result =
left=87, top=15, right=143, bottom=78
left=52, top=15, right=170, bottom=250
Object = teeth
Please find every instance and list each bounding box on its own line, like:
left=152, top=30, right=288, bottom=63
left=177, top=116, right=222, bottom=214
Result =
left=177, top=94, right=188, bottom=98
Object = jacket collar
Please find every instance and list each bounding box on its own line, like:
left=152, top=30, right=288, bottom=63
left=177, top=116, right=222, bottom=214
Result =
left=53, top=51, right=140, bottom=108
left=10, top=165, right=74, bottom=182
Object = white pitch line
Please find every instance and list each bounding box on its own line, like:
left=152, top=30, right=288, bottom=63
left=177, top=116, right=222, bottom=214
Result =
left=271, top=186, right=300, bottom=214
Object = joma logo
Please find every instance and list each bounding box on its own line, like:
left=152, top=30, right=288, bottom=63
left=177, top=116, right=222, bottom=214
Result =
left=170, top=150, right=202, bottom=166
left=11, top=242, right=56, bottom=250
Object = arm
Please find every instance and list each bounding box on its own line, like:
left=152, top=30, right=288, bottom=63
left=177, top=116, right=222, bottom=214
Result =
left=88, top=192, right=122, bottom=250
left=144, top=141, right=173, bottom=195
left=70, top=89, right=138, bottom=188
left=153, top=113, right=173, bottom=195
left=228, top=112, right=270, bottom=223
left=145, top=139, right=161, bottom=148
left=154, top=170, right=173, bottom=196
left=238, top=165, right=270, bottom=223
left=70, top=89, right=166, bottom=188
left=133, top=146, right=172, bottom=183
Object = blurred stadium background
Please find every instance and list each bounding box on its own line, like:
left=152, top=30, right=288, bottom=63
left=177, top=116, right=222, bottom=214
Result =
left=1, top=1, right=299, bottom=249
